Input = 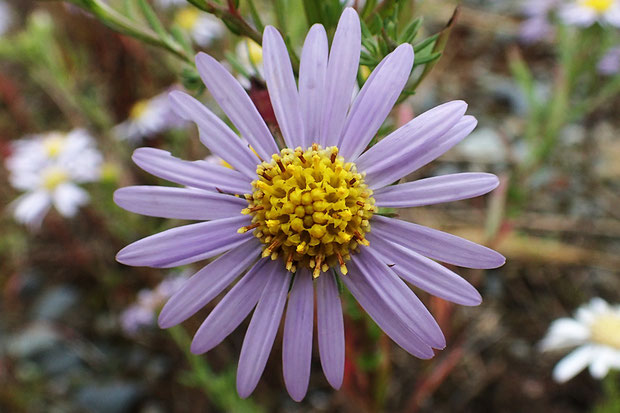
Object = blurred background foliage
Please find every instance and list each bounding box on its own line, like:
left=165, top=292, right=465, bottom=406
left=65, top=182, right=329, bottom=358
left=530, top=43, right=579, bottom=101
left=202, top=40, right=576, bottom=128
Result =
left=1, top=0, right=620, bottom=412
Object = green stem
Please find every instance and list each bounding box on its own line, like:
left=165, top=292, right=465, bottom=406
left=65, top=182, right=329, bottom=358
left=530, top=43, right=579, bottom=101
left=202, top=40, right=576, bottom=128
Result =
left=77, top=0, right=192, bottom=63
left=245, top=0, right=265, bottom=33
left=302, top=0, right=324, bottom=26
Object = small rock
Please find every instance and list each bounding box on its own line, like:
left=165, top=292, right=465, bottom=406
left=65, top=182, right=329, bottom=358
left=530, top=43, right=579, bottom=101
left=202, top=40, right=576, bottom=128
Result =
left=75, top=382, right=144, bottom=413
left=35, top=344, right=83, bottom=376
left=457, top=127, right=507, bottom=163
left=7, top=323, right=60, bottom=358
left=32, top=285, right=79, bottom=321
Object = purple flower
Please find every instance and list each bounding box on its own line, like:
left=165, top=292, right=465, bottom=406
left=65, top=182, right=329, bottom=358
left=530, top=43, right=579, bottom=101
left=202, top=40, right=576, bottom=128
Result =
left=598, top=46, right=620, bottom=75
left=114, top=8, right=505, bottom=401
left=120, top=274, right=187, bottom=335
left=519, top=0, right=558, bottom=43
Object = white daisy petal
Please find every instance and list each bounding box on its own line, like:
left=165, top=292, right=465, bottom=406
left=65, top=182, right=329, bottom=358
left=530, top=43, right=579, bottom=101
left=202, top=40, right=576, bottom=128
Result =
left=552, top=345, right=595, bottom=383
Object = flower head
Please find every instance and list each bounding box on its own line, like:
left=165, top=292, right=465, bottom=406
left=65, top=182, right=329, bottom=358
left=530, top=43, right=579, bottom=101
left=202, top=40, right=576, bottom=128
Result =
left=540, top=298, right=620, bottom=382
left=113, top=90, right=186, bottom=142
left=559, top=0, right=620, bottom=27
left=6, top=129, right=102, bottom=228
left=598, top=46, right=620, bottom=75
left=121, top=273, right=188, bottom=335
left=0, top=1, right=13, bottom=36
left=173, top=7, right=224, bottom=47
left=115, top=8, right=504, bottom=400
left=519, top=0, right=558, bottom=42
left=154, top=0, right=185, bottom=8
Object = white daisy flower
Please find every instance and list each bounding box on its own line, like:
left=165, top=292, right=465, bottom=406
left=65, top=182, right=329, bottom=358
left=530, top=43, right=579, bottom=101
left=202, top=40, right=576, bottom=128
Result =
left=173, top=7, right=224, bottom=47
left=540, top=298, right=620, bottom=383
left=559, top=0, right=620, bottom=27
left=0, top=1, right=13, bottom=36
left=235, top=37, right=264, bottom=87
left=113, top=91, right=186, bottom=142
left=6, top=130, right=102, bottom=229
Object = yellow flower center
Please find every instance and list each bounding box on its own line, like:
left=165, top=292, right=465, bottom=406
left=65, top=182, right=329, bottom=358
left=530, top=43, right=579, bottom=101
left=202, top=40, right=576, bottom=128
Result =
left=247, top=39, right=263, bottom=66
left=43, top=134, right=66, bottom=158
left=239, top=145, right=375, bottom=278
left=582, top=0, right=613, bottom=13
left=42, top=167, right=68, bottom=190
left=129, top=100, right=150, bottom=120
left=174, top=8, right=200, bottom=30
left=590, top=314, right=620, bottom=349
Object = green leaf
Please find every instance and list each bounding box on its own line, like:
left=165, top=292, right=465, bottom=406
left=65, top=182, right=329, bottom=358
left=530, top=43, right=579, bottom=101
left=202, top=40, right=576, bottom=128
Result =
left=413, top=51, right=441, bottom=66
left=137, top=0, right=169, bottom=42
left=302, top=0, right=323, bottom=26
left=170, top=26, right=193, bottom=57
left=399, top=17, right=423, bottom=44
left=360, top=0, right=377, bottom=20
left=413, top=33, right=438, bottom=53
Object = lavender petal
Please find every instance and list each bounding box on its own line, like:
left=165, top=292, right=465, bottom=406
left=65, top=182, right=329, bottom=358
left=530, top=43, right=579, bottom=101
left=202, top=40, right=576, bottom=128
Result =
left=338, top=44, right=414, bottom=160
left=263, top=26, right=305, bottom=149
left=158, top=238, right=262, bottom=329
left=343, top=262, right=435, bottom=358
left=299, top=24, right=328, bottom=149
left=316, top=271, right=345, bottom=389
left=355, top=101, right=469, bottom=189
left=116, top=215, right=252, bottom=268
left=374, top=173, right=499, bottom=208
left=237, top=266, right=292, bottom=398
left=371, top=215, right=506, bottom=269
left=131, top=147, right=251, bottom=195
left=368, top=234, right=482, bottom=306
left=282, top=269, right=314, bottom=401
left=318, top=7, right=361, bottom=147
left=352, top=247, right=445, bottom=348
left=195, top=52, right=278, bottom=160
left=114, top=186, right=246, bottom=220
left=169, top=91, right=258, bottom=178
left=190, top=258, right=272, bottom=354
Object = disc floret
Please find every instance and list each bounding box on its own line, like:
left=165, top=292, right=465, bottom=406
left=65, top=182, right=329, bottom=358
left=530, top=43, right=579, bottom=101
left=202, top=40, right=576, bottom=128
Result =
left=239, top=144, right=375, bottom=277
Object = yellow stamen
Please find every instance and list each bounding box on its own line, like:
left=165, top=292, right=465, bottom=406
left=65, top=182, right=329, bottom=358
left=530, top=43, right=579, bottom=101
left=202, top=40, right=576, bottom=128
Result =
left=238, top=222, right=260, bottom=233
left=43, top=134, right=66, bottom=158
left=174, top=8, right=201, bottom=30
left=129, top=100, right=150, bottom=120
left=247, top=39, right=263, bottom=66
left=42, top=167, right=68, bottom=190
left=590, top=314, right=620, bottom=349
left=582, top=0, right=613, bottom=13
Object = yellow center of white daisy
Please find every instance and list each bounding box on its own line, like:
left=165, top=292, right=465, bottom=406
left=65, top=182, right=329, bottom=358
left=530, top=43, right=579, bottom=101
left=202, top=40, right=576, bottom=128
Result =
left=590, top=314, right=620, bottom=349
left=582, top=0, right=613, bottom=13
left=43, top=134, right=66, bottom=158
left=129, top=100, right=150, bottom=120
left=174, top=8, right=200, bottom=30
left=239, top=145, right=375, bottom=278
left=42, top=166, right=68, bottom=190
left=247, top=39, right=263, bottom=66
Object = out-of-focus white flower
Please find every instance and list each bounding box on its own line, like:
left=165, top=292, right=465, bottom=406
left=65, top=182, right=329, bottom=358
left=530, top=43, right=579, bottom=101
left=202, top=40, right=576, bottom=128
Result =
left=234, top=38, right=264, bottom=87
left=113, top=91, right=186, bottom=142
left=6, top=130, right=102, bottom=229
left=121, top=273, right=188, bottom=335
left=540, top=298, right=620, bottom=383
left=0, top=1, right=13, bottom=36
left=173, top=7, right=224, bottom=47
left=559, top=0, right=620, bottom=27
left=155, top=0, right=185, bottom=8
left=598, top=46, right=620, bottom=75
